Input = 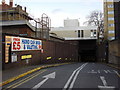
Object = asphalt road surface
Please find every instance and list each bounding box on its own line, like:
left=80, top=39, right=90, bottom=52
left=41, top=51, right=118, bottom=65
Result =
left=2, top=63, right=120, bottom=90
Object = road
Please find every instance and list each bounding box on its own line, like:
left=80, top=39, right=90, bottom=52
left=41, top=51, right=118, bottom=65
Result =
left=2, top=63, right=120, bottom=90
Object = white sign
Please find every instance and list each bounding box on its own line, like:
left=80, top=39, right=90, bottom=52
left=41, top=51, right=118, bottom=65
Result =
left=11, top=36, right=42, bottom=51
left=12, top=53, right=17, bottom=62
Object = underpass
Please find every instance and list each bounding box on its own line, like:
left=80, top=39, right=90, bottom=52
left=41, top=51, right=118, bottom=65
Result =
left=78, top=39, right=97, bottom=62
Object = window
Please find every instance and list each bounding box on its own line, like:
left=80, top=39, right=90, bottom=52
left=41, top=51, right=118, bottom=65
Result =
left=108, top=17, right=114, bottom=20
left=108, top=37, right=115, bottom=40
left=94, top=30, right=97, bottom=37
left=108, top=11, right=114, bottom=14
left=108, top=4, right=114, bottom=8
left=108, top=24, right=114, bottom=27
left=78, top=30, right=80, bottom=37
left=81, top=30, right=84, bottom=37
left=107, top=0, right=113, bottom=2
left=91, top=30, right=94, bottom=37
left=108, top=30, right=115, bottom=34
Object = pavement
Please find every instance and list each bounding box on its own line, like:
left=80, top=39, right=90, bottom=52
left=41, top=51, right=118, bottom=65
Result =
left=106, top=63, right=120, bottom=70
left=1, top=62, right=72, bottom=86
left=2, top=62, right=120, bottom=90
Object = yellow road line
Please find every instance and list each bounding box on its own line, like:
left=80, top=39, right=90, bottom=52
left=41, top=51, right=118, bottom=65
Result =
left=6, top=69, right=46, bottom=88
left=114, top=71, right=120, bottom=77
left=12, top=70, right=47, bottom=89
left=0, top=67, right=42, bottom=86
left=107, top=64, right=120, bottom=70
left=3, top=70, right=47, bottom=89
left=116, top=73, right=120, bottom=77
left=1, top=62, right=72, bottom=87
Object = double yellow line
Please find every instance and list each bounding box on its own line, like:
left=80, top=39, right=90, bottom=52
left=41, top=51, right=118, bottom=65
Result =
left=3, top=69, right=47, bottom=89
left=1, top=62, right=72, bottom=88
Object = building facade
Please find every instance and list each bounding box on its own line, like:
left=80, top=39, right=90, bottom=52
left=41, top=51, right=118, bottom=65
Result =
left=104, top=0, right=120, bottom=65
left=114, top=0, right=120, bottom=40
left=51, top=26, right=97, bottom=40
left=104, top=0, right=120, bottom=40
left=50, top=19, right=97, bottom=62
left=50, top=19, right=97, bottom=40
left=1, top=1, right=79, bottom=70
left=104, top=0, right=115, bottom=40
left=64, top=19, right=80, bottom=27
left=0, top=0, right=31, bottom=21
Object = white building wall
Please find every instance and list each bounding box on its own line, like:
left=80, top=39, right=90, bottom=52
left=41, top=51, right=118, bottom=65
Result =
left=50, top=26, right=98, bottom=40
left=50, top=19, right=97, bottom=40
left=64, top=19, right=80, bottom=27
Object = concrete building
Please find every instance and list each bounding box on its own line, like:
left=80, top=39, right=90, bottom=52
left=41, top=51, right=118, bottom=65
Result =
left=64, top=19, right=80, bottom=27
left=51, top=26, right=97, bottom=40
left=50, top=19, right=98, bottom=62
left=50, top=19, right=97, bottom=40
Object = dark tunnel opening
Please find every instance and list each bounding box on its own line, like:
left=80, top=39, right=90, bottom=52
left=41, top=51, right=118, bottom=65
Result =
left=78, top=40, right=97, bottom=62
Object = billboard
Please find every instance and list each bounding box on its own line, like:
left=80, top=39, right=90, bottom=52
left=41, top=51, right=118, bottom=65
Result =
left=11, top=36, right=42, bottom=51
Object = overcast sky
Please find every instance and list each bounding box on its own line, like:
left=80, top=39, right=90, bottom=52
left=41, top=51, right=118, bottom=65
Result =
left=4, top=0, right=103, bottom=27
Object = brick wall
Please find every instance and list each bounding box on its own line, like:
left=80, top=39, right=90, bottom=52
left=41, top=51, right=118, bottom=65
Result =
left=2, top=35, right=79, bottom=70
left=109, top=40, right=120, bottom=65
left=2, top=25, right=35, bottom=37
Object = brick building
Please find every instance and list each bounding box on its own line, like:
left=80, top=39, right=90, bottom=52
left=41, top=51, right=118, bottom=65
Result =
left=0, top=0, right=79, bottom=70
left=103, top=0, right=120, bottom=65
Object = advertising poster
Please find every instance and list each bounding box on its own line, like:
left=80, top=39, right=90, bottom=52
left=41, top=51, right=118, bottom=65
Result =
left=11, top=36, right=43, bottom=51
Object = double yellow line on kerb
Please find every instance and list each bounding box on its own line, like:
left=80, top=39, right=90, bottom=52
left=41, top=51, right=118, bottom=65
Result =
left=3, top=69, right=47, bottom=90
left=1, top=63, right=72, bottom=87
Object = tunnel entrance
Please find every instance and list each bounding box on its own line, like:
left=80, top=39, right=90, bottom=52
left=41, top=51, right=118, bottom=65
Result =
left=78, top=40, right=97, bottom=62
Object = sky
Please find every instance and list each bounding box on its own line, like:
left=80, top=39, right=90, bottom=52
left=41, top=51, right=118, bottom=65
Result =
left=3, top=0, right=103, bottom=27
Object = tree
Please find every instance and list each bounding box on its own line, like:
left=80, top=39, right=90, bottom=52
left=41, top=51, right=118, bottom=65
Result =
left=84, top=10, right=104, bottom=43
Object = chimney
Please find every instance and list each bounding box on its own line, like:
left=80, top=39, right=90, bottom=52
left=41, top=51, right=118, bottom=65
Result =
left=9, top=0, right=13, bottom=7
left=2, top=0, right=5, bottom=5
left=24, top=7, right=26, bottom=12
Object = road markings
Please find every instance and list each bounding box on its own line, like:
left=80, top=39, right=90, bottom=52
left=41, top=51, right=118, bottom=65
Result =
left=98, top=70, right=100, bottom=73
left=88, top=70, right=99, bottom=74
left=107, top=70, right=111, bottom=73
left=3, top=70, right=47, bottom=89
left=113, top=70, right=120, bottom=77
left=98, top=76, right=115, bottom=89
left=88, top=70, right=118, bottom=74
left=63, top=63, right=87, bottom=90
left=32, top=72, right=56, bottom=89
left=104, top=70, right=108, bottom=73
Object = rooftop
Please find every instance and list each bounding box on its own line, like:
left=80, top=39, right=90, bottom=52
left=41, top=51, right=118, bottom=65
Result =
left=51, top=26, right=98, bottom=31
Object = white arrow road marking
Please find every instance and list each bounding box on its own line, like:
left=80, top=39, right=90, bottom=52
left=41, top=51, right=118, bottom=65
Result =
left=63, top=63, right=87, bottom=90
left=98, top=76, right=115, bottom=90
left=32, top=72, right=56, bottom=89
